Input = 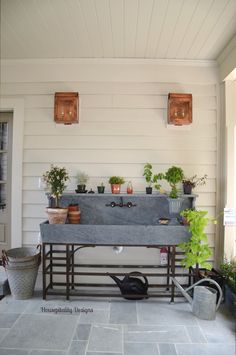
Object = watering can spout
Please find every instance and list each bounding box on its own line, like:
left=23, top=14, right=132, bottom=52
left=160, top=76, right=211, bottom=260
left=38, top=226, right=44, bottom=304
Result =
left=109, top=274, right=122, bottom=288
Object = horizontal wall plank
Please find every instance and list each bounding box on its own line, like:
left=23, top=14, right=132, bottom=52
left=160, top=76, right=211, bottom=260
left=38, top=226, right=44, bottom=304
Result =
left=24, top=135, right=217, bottom=151
left=25, top=107, right=216, bottom=124
left=2, top=59, right=218, bottom=84
left=1, top=82, right=216, bottom=96
left=23, top=190, right=46, bottom=204
left=24, top=94, right=217, bottom=110
left=23, top=163, right=216, bottom=179
left=24, top=122, right=217, bottom=138
left=23, top=149, right=216, bottom=165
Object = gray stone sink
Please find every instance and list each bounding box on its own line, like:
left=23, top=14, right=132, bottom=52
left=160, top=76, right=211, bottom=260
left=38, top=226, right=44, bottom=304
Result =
left=40, top=194, right=193, bottom=246
left=40, top=222, right=190, bottom=246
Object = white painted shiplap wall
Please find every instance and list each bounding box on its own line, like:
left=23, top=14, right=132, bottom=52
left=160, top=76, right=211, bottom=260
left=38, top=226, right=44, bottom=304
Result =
left=1, top=59, right=219, bottom=264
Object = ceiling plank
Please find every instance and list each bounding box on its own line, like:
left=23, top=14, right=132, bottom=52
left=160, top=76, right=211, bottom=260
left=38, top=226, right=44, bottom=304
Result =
left=135, top=0, right=154, bottom=58
left=145, top=0, right=169, bottom=58
left=186, top=0, right=229, bottom=59
left=197, top=0, right=236, bottom=59
left=94, top=0, right=114, bottom=57
left=79, top=0, right=103, bottom=57
left=155, top=0, right=185, bottom=59
left=176, top=0, right=214, bottom=59
left=110, top=0, right=124, bottom=57
left=165, top=0, right=199, bottom=59
left=124, top=0, right=139, bottom=57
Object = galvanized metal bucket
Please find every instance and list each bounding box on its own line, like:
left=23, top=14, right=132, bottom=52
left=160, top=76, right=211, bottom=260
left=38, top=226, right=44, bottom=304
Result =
left=2, top=246, right=41, bottom=300
left=171, top=277, right=222, bottom=320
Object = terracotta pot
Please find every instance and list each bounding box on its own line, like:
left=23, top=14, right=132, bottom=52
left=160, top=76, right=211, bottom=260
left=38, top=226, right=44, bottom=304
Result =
left=68, top=217, right=80, bottom=224
left=68, top=211, right=81, bottom=216
left=68, top=204, right=79, bottom=212
left=46, top=208, right=68, bottom=224
left=68, top=210, right=81, bottom=224
left=111, top=184, right=121, bottom=194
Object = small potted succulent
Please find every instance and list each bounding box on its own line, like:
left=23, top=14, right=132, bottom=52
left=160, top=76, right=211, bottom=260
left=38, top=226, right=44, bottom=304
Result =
left=109, top=176, right=125, bottom=194
left=76, top=171, right=89, bottom=193
left=182, top=174, right=207, bottom=194
left=42, top=165, right=69, bottom=224
left=97, top=182, right=105, bottom=194
left=143, top=163, right=161, bottom=194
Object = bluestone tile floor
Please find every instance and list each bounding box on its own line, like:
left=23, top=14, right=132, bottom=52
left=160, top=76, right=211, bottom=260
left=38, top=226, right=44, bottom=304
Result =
left=0, top=291, right=235, bottom=355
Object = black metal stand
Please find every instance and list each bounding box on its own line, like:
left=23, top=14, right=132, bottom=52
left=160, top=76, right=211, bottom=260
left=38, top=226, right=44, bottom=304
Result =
left=42, top=243, right=190, bottom=301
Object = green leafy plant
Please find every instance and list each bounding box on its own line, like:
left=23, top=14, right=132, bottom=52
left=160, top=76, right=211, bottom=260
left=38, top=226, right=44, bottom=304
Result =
left=76, top=171, right=89, bottom=185
left=42, top=165, right=69, bottom=207
left=219, top=258, right=236, bottom=294
left=143, top=163, right=161, bottom=190
left=182, top=174, right=207, bottom=188
left=179, top=209, right=212, bottom=273
left=158, top=166, right=184, bottom=198
left=108, top=176, right=125, bottom=185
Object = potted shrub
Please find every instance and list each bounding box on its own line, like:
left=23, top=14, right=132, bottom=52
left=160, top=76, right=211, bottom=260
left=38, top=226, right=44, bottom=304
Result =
left=42, top=165, right=69, bottom=224
left=182, top=174, right=207, bottom=194
left=97, top=182, right=105, bottom=194
left=179, top=209, right=213, bottom=279
left=109, top=176, right=125, bottom=194
left=76, top=171, right=89, bottom=193
left=158, top=166, right=184, bottom=198
left=219, top=258, right=236, bottom=316
left=143, top=163, right=161, bottom=194
left=157, top=166, right=184, bottom=214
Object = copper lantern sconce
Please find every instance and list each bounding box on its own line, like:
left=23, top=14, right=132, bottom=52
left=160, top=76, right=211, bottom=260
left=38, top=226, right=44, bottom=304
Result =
left=54, top=92, right=79, bottom=125
left=168, top=93, right=192, bottom=126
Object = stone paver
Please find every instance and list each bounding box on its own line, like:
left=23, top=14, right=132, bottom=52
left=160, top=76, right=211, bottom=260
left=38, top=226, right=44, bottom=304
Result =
left=0, top=294, right=234, bottom=354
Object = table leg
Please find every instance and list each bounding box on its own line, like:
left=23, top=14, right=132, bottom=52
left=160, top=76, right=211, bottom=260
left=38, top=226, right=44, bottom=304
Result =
left=66, top=244, right=70, bottom=300
left=42, top=243, right=46, bottom=300
left=71, top=244, right=75, bottom=290
left=49, top=244, right=53, bottom=289
left=170, top=246, right=176, bottom=303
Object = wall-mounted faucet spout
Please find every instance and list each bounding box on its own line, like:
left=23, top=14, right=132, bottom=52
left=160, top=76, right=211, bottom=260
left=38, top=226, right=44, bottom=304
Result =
left=105, top=197, right=136, bottom=208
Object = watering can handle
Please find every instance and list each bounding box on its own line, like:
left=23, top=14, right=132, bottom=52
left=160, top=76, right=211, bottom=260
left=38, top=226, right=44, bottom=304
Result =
left=186, top=278, right=223, bottom=310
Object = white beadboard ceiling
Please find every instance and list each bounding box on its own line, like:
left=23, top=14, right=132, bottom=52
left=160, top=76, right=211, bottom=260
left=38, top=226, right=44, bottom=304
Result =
left=1, top=0, right=236, bottom=60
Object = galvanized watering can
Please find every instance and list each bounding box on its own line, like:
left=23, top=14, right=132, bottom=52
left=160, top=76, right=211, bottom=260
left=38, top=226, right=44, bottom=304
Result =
left=171, top=277, right=223, bottom=320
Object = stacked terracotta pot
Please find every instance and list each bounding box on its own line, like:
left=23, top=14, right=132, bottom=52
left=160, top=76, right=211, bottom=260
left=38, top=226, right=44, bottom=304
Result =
left=68, top=204, right=81, bottom=224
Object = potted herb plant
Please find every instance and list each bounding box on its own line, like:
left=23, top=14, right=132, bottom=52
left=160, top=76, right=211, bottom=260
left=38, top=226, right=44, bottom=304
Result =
left=42, top=165, right=69, bottom=224
left=182, top=174, right=207, bottom=195
left=109, top=176, right=125, bottom=194
left=143, top=163, right=161, bottom=194
left=97, top=182, right=105, bottom=194
left=179, top=209, right=212, bottom=279
left=76, top=171, right=89, bottom=193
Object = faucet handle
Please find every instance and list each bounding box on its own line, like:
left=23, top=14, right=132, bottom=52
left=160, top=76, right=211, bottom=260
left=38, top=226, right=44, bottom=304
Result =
left=105, top=201, right=116, bottom=207
left=127, top=202, right=136, bottom=208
